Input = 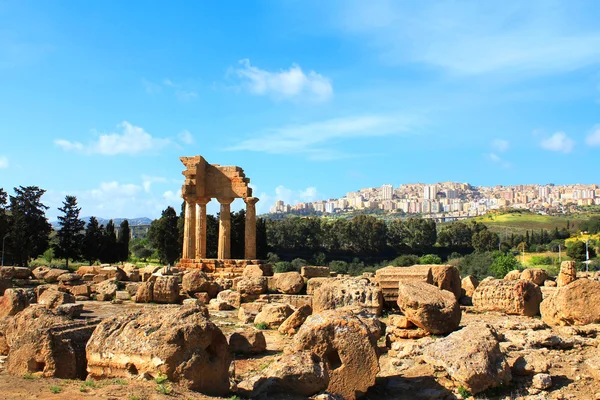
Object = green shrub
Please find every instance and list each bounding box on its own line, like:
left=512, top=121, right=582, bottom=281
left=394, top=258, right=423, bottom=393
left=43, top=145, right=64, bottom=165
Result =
left=290, top=258, right=308, bottom=271
left=154, top=372, right=168, bottom=384
left=254, top=322, right=269, bottom=330
left=419, top=254, right=442, bottom=264
left=273, top=261, right=294, bottom=273
left=49, top=385, right=62, bottom=394
left=391, top=255, right=420, bottom=267
left=329, top=260, right=348, bottom=274
left=155, top=383, right=172, bottom=395
left=457, top=385, right=471, bottom=398
left=529, top=255, right=555, bottom=266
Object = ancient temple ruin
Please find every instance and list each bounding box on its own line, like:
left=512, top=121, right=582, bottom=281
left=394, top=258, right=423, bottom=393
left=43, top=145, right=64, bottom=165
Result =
left=178, top=156, right=259, bottom=272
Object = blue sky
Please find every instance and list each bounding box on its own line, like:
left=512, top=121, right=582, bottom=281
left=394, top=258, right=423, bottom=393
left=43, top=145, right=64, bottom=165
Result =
left=1, top=0, right=600, bottom=220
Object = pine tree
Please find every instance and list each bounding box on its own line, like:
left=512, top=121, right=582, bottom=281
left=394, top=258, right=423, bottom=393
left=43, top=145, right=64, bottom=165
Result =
left=7, top=186, right=52, bottom=266
left=100, top=220, right=118, bottom=263
left=83, top=217, right=103, bottom=265
left=53, top=195, right=85, bottom=269
left=117, top=220, right=131, bottom=262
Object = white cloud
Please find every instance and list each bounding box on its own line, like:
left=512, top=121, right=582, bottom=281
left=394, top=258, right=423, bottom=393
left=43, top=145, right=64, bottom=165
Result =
left=175, top=90, right=198, bottom=101
left=585, top=125, right=600, bottom=146
left=488, top=152, right=511, bottom=169
left=540, top=132, right=575, bottom=153
left=178, top=129, right=194, bottom=144
left=299, top=187, right=319, bottom=202
left=232, top=59, right=333, bottom=102
left=227, top=114, right=417, bottom=160
left=142, top=78, right=197, bottom=101
left=142, top=78, right=162, bottom=94
left=0, top=156, right=8, bottom=169
left=491, top=139, right=509, bottom=153
left=256, top=185, right=323, bottom=214
left=54, top=121, right=171, bottom=156
left=335, top=2, right=600, bottom=77
left=142, top=175, right=167, bottom=193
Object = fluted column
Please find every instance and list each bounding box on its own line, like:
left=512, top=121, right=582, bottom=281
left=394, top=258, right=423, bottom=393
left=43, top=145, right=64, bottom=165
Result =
left=244, top=197, right=259, bottom=259
left=217, top=198, right=234, bottom=260
left=195, top=197, right=210, bottom=259
left=182, top=198, right=196, bottom=259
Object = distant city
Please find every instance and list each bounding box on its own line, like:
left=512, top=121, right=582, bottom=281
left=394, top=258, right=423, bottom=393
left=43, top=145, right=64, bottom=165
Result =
left=269, top=183, right=600, bottom=219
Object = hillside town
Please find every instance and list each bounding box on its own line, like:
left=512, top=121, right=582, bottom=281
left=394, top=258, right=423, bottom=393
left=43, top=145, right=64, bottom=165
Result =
left=270, top=182, right=600, bottom=218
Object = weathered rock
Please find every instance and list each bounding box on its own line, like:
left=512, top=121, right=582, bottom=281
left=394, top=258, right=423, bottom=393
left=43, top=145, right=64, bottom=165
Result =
left=32, top=266, right=51, bottom=280
left=375, top=266, right=433, bottom=302
left=237, top=276, right=268, bottom=295
left=462, top=275, right=479, bottom=297
left=5, top=305, right=97, bottom=378
left=504, top=270, right=522, bottom=280
left=273, top=272, right=305, bottom=295
left=57, top=273, right=82, bottom=285
left=0, top=278, right=11, bottom=296
left=125, top=282, right=140, bottom=297
left=216, top=289, right=241, bottom=309
left=313, top=278, right=383, bottom=316
left=388, top=314, right=415, bottom=329
left=193, top=292, right=210, bottom=304
left=115, top=291, right=131, bottom=301
left=100, top=266, right=126, bottom=281
left=532, top=373, right=552, bottom=390
left=0, top=288, right=29, bottom=317
left=135, top=281, right=154, bottom=303
left=182, top=270, right=210, bottom=294
left=37, top=289, right=75, bottom=309
left=43, top=268, right=68, bottom=283
left=386, top=326, right=429, bottom=343
left=520, top=268, right=548, bottom=286
left=421, top=323, right=511, bottom=394
left=69, top=284, right=91, bottom=297
left=122, top=264, right=140, bottom=282
left=229, top=330, right=266, bottom=354
left=290, top=310, right=379, bottom=399
left=241, top=351, right=329, bottom=399
left=152, top=276, right=179, bottom=303
left=413, top=265, right=462, bottom=299
left=257, top=294, right=312, bottom=309
left=301, top=266, right=331, bottom=278
left=139, top=265, right=161, bottom=281
left=397, top=281, right=461, bottom=334
left=254, top=303, right=293, bottom=329
left=8, top=267, right=31, bottom=279
left=76, top=266, right=100, bottom=276
left=86, top=304, right=231, bottom=395
left=306, top=277, right=336, bottom=295
left=55, top=303, right=84, bottom=318
left=544, top=280, right=557, bottom=287
left=95, top=279, right=118, bottom=301
left=243, top=264, right=273, bottom=277
left=557, top=261, right=577, bottom=287
left=278, top=304, right=312, bottom=335
left=215, top=278, right=233, bottom=290
left=540, top=278, right=600, bottom=326
left=238, top=302, right=264, bottom=324
left=472, top=278, right=542, bottom=316
left=512, top=352, right=551, bottom=375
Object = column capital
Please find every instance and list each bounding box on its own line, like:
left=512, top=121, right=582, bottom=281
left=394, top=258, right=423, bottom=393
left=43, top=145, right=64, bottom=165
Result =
left=217, top=197, right=235, bottom=205
left=195, top=197, right=211, bottom=205
left=244, top=196, right=259, bottom=206
left=182, top=195, right=196, bottom=203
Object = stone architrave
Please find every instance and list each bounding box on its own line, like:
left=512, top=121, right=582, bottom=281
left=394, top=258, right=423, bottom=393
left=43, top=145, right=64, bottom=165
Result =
left=195, top=197, right=210, bottom=259
left=217, top=198, right=234, bottom=260
left=244, top=197, right=259, bottom=260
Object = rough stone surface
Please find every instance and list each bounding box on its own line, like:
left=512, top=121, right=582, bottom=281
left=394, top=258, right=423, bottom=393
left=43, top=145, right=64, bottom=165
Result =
left=237, top=276, right=268, bottom=295
left=86, top=304, right=231, bottom=396
left=540, top=278, right=600, bottom=326
left=69, top=284, right=91, bottom=297
left=182, top=270, right=210, bottom=294
left=37, top=289, right=75, bottom=309
left=134, top=281, right=154, bottom=303
left=5, top=305, right=97, bottom=379
left=32, top=266, right=50, bottom=280
left=238, top=302, right=264, bottom=324
left=462, top=275, right=479, bottom=297
left=306, top=277, right=336, bottom=295
left=216, top=289, right=241, bottom=309
left=375, top=266, right=433, bottom=302
left=421, top=322, right=512, bottom=394
left=278, top=304, right=312, bottom=335
left=544, top=280, right=557, bottom=287
left=472, top=278, right=543, bottom=316
left=241, top=351, right=329, bottom=399
left=414, top=265, right=462, bottom=299
left=243, top=264, right=273, bottom=277
left=273, top=272, right=305, bottom=294
left=57, top=273, right=82, bottom=285
left=520, top=268, right=549, bottom=286
left=229, top=330, right=266, bottom=354
left=313, top=277, right=383, bottom=316
left=290, top=310, right=379, bottom=400
left=388, top=314, right=415, bottom=329
left=504, top=270, right=522, bottom=280
left=0, top=288, right=29, bottom=317
left=254, top=303, right=293, bottom=328
left=557, top=261, right=577, bottom=287
left=397, top=281, right=461, bottom=334
left=532, top=373, right=552, bottom=390
left=95, top=279, right=118, bottom=301
left=0, top=278, right=12, bottom=296
left=152, top=276, right=179, bottom=303
left=43, top=269, right=68, bottom=283
left=301, top=266, right=331, bottom=278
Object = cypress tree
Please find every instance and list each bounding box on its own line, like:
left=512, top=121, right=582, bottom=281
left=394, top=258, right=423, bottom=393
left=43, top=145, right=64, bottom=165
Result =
left=118, top=220, right=131, bottom=262
left=54, top=195, right=85, bottom=269
left=83, top=217, right=103, bottom=265
left=100, top=220, right=118, bottom=263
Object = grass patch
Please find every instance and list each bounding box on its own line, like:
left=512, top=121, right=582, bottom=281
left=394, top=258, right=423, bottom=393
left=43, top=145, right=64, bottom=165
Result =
left=129, top=396, right=141, bottom=400
left=83, top=379, right=96, bottom=388
left=22, top=373, right=37, bottom=380
left=254, top=322, right=269, bottom=330
left=113, top=378, right=128, bottom=385
left=457, top=385, right=471, bottom=398
left=49, top=385, right=62, bottom=394
left=154, top=372, right=169, bottom=384
left=258, top=360, right=272, bottom=371
left=155, top=383, right=173, bottom=395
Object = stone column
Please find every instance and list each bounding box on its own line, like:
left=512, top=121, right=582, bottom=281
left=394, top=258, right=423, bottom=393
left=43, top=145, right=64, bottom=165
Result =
left=244, top=197, right=259, bottom=259
left=182, top=198, right=196, bottom=259
left=217, top=198, right=234, bottom=260
left=195, top=197, right=210, bottom=259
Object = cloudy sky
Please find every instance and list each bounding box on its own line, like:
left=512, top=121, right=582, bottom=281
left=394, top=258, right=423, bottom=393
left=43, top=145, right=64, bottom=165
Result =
left=1, top=0, right=600, bottom=220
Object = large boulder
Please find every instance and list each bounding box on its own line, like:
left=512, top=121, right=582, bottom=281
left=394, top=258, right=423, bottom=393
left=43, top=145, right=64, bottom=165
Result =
left=375, top=266, right=433, bottom=302
left=37, top=289, right=75, bottom=309
left=182, top=270, right=210, bottom=294
left=0, top=288, right=29, bottom=317
left=472, top=279, right=542, bottom=316
left=216, top=290, right=241, bottom=309
left=301, top=266, right=331, bottom=278
left=254, top=303, right=293, bottom=329
left=95, top=279, right=118, bottom=301
left=273, top=272, right=305, bottom=294
left=422, top=323, right=511, bottom=394
left=461, top=275, right=479, bottom=297
left=241, top=351, right=329, bottom=399
left=229, top=330, right=267, bottom=354
left=86, top=304, right=231, bottom=396
left=134, top=281, right=154, bottom=303
left=504, top=270, right=522, bottom=280
left=397, top=281, right=461, bottom=335
left=313, top=278, right=383, bottom=316
left=238, top=302, right=264, bottom=324
left=540, top=279, right=600, bottom=326
left=556, top=261, right=577, bottom=287
left=43, top=268, right=68, bottom=283
left=290, top=310, right=379, bottom=399
left=152, top=276, right=179, bottom=303
left=414, top=265, right=462, bottom=299
left=237, top=276, right=268, bottom=295
left=278, top=304, right=312, bottom=336
left=5, top=305, right=97, bottom=379
left=520, top=269, right=548, bottom=286
left=32, top=266, right=51, bottom=280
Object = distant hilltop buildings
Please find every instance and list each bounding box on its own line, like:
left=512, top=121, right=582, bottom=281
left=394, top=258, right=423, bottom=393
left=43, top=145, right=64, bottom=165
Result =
left=269, top=182, right=600, bottom=219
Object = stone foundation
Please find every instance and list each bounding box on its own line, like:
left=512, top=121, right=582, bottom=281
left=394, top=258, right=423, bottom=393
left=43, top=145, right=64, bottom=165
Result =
left=178, top=258, right=270, bottom=278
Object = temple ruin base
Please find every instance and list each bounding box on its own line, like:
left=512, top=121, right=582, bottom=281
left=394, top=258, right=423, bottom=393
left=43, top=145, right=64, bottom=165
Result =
left=177, top=258, right=269, bottom=277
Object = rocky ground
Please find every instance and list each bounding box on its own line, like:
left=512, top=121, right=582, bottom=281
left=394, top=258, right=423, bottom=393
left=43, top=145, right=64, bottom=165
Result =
left=1, top=300, right=599, bottom=400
